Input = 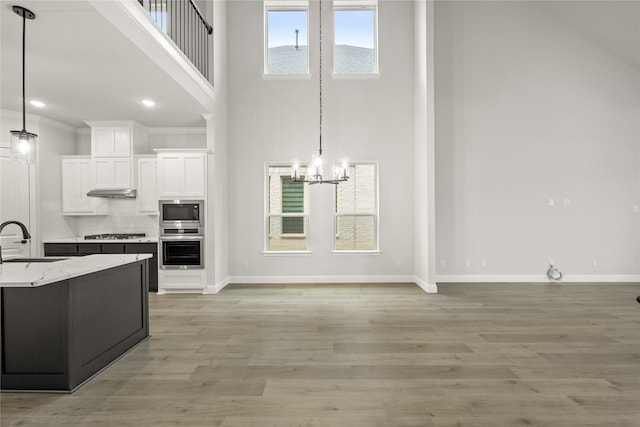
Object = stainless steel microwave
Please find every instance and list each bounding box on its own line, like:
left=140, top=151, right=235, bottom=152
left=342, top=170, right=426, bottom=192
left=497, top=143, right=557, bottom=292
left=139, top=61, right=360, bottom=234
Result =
left=159, top=200, right=204, bottom=228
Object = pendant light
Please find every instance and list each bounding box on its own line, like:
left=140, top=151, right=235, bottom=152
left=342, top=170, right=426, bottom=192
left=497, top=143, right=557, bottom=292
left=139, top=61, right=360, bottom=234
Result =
left=9, top=5, right=37, bottom=165
left=291, top=0, right=349, bottom=185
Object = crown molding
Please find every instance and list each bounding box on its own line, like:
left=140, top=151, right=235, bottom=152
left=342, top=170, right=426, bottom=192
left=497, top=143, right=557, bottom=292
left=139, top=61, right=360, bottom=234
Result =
left=1, top=109, right=76, bottom=134
left=147, top=127, right=206, bottom=135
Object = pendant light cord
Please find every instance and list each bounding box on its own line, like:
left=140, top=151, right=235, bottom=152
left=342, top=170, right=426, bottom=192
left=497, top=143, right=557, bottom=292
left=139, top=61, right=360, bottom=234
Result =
left=21, top=11, right=27, bottom=131
left=318, top=0, right=323, bottom=157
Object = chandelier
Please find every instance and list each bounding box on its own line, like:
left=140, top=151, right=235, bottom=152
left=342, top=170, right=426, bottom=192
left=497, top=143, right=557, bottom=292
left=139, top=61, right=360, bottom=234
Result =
left=9, top=5, right=38, bottom=165
left=291, top=0, right=349, bottom=185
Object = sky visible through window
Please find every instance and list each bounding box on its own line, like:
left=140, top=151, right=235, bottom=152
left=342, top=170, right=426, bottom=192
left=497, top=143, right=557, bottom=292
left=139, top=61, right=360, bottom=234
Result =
left=268, top=11, right=308, bottom=48
left=268, top=9, right=374, bottom=48
left=335, top=10, right=374, bottom=49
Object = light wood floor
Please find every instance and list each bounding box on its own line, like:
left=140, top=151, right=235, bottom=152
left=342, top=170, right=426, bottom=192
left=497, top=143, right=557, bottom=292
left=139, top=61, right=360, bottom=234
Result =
left=2, top=283, right=639, bottom=426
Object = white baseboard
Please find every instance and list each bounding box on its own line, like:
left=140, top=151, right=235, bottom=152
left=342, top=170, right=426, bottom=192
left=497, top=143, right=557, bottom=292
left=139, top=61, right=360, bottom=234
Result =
left=228, top=275, right=417, bottom=285
left=205, top=277, right=231, bottom=294
left=436, top=274, right=640, bottom=284
left=414, top=276, right=438, bottom=293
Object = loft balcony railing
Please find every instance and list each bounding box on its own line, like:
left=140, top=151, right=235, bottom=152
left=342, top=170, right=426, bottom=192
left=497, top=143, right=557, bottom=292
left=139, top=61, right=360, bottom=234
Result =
left=138, top=0, right=213, bottom=81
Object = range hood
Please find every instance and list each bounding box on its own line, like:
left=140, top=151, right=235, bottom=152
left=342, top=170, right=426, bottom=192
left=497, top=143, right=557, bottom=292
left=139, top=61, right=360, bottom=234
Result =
left=86, top=189, right=137, bottom=198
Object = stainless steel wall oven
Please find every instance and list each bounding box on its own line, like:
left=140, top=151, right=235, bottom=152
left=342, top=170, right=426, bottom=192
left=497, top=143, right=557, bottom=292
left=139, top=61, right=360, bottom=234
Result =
left=159, top=228, right=204, bottom=269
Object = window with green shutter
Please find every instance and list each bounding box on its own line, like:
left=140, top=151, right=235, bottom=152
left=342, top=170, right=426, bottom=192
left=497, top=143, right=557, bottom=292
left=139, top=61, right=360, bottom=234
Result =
left=267, top=165, right=309, bottom=252
left=282, top=177, right=304, bottom=234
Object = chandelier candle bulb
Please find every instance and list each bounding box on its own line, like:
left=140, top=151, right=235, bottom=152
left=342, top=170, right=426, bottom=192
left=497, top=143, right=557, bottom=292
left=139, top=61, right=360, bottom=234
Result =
left=291, top=161, right=300, bottom=179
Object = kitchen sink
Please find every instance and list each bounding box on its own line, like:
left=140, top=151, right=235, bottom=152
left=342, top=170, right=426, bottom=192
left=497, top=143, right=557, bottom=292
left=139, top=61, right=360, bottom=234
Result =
left=3, top=257, right=67, bottom=263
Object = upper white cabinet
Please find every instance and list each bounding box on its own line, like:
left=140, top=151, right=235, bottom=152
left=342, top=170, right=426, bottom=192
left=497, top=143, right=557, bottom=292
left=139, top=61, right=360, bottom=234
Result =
left=136, top=156, right=158, bottom=215
left=156, top=150, right=207, bottom=199
left=94, top=158, right=133, bottom=189
left=92, top=127, right=132, bottom=157
left=86, top=121, right=148, bottom=189
left=61, top=156, right=109, bottom=216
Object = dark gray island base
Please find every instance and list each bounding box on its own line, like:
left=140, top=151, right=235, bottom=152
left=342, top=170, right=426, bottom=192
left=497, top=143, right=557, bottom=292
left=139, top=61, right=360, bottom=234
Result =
left=1, top=259, right=149, bottom=393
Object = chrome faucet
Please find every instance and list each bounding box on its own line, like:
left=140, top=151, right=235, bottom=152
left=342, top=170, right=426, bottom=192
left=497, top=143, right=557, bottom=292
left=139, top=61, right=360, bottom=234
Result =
left=0, top=221, right=32, bottom=264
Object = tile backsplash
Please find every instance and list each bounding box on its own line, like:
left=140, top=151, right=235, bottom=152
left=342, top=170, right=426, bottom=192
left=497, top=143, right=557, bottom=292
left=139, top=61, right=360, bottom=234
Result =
left=75, top=199, right=158, bottom=238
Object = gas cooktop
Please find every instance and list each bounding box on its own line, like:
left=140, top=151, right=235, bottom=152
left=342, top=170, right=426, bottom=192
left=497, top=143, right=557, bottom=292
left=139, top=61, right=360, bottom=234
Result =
left=84, top=233, right=146, bottom=240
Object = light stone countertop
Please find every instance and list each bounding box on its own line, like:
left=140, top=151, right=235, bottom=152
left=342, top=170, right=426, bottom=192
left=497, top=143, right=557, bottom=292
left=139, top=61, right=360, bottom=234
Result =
left=42, top=238, right=158, bottom=243
left=0, top=254, right=153, bottom=288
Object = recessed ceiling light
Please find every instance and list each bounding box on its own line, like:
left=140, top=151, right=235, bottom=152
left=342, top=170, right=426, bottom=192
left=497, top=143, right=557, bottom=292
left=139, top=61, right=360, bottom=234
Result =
left=142, top=99, right=155, bottom=108
left=30, top=100, right=45, bottom=108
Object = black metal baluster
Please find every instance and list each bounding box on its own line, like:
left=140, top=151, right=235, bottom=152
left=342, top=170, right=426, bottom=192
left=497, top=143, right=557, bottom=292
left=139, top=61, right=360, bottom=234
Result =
left=140, top=0, right=212, bottom=81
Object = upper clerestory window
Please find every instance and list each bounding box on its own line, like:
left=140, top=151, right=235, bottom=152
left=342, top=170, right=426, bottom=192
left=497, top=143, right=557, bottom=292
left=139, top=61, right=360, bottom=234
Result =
left=264, top=1, right=310, bottom=75
left=333, top=0, right=378, bottom=75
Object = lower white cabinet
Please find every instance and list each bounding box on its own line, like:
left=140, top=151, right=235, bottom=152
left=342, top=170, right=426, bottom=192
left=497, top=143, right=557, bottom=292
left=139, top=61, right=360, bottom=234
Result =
left=94, top=158, right=132, bottom=189
left=136, top=156, right=158, bottom=215
left=158, top=269, right=206, bottom=294
left=61, top=156, right=109, bottom=216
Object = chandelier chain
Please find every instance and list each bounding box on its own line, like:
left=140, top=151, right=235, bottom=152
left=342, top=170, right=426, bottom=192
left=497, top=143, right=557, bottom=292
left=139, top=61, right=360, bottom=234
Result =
left=319, top=0, right=323, bottom=157
left=290, top=0, right=348, bottom=185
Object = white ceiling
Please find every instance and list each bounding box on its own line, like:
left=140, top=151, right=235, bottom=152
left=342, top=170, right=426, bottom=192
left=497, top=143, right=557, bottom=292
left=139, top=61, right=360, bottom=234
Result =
left=0, top=0, right=208, bottom=129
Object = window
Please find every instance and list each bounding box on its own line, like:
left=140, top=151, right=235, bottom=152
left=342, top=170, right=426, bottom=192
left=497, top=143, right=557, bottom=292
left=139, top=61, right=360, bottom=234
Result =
left=267, top=165, right=309, bottom=251
left=334, top=0, right=378, bottom=74
left=335, top=163, right=378, bottom=251
left=265, top=1, right=309, bottom=75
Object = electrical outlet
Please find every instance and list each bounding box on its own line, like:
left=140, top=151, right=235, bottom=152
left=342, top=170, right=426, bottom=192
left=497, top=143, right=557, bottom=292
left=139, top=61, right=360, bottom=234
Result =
left=592, top=259, right=598, bottom=268
left=465, top=259, right=471, bottom=268
left=481, top=259, right=487, bottom=267
left=548, top=198, right=555, bottom=207
left=633, top=205, right=639, bottom=214
left=563, top=198, right=571, bottom=206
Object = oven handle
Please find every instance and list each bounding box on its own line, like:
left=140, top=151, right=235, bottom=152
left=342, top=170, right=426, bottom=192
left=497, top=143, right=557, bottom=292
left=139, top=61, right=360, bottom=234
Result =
left=159, top=235, right=204, bottom=241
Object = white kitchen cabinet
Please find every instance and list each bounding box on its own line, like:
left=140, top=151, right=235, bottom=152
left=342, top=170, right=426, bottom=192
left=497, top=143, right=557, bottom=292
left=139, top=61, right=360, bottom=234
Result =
left=94, top=158, right=132, bottom=189
left=136, top=156, right=158, bottom=215
left=158, top=269, right=206, bottom=294
left=86, top=121, right=148, bottom=189
left=156, top=150, right=207, bottom=199
left=61, top=157, right=109, bottom=216
left=91, top=127, right=132, bottom=157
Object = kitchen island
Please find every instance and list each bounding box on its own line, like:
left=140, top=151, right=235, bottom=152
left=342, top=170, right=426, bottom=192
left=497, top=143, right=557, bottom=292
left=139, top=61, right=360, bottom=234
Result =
left=43, top=238, right=159, bottom=292
left=0, top=254, right=151, bottom=392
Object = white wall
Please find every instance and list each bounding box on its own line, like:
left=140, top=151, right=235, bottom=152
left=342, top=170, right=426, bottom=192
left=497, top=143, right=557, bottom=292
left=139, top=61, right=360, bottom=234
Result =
left=0, top=112, right=38, bottom=258
left=37, top=119, right=79, bottom=244
left=77, top=128, right=207, bottom=154
left=434, top=1, right=640, bottom=281
left=147, top=129, right=206, bottom=150
left=0, top=111, right=78, bottom=253
left=227, top=0, right=416, bottom=282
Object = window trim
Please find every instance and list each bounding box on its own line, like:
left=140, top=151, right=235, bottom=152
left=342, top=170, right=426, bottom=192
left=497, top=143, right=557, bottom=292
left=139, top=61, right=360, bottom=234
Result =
left=332, top=0, right=379, bottom=76
left=264, top=0, right=310, bottom=77
left=264, top=162, right=310, bottom=254
left=333, top=161, right=380, bottom=252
